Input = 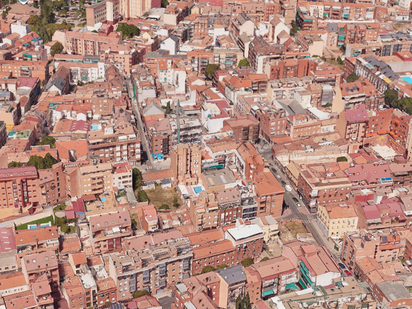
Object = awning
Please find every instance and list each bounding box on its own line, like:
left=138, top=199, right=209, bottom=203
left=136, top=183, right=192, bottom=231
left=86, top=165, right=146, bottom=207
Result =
left=286, top=283, right=299, bottom=291
left=262, top=289, right=274, bottom=297
left=299, top=278, right=307, bottom=289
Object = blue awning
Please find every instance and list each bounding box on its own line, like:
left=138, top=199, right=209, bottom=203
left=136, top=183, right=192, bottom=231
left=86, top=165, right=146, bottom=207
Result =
left=286, top=283, right=299, bottom=290
left=262, top=289, right=274, bottom=297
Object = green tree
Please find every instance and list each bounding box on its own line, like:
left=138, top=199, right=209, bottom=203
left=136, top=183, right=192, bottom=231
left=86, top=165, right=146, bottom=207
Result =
left=69, top=226, right=76, bottom=233
left=26, top=154, right=57, bottom=170
left=337, top=57, right=344, bottom=65
left=347, top=72, right=359, bottom=83
left=8, top=161, right=22, bottom=168
left=337, top=156, right=348, bottom=162
left=37, top=135, right=56, bottom=147
left=137, top=190, right=148, bottom=202
left=166, top=101, right=171, bottom=114
left=340, top=44, right=346, bottom=53
left=161, top=0, right=168, bottom=7
left=217, top=264, right=228, bottom=270
left=201, top=266, right=216, bottom=273
left=172, top=197, right=179, bottom=207
left=58, top=9, right=67, bottom=16
left=238, top=58, right=250, bottom=67
left=132, top=168, right=143, bottom=190
left=290, top=20, right=299, bottom=36
left=50, top=41, right=64, bottom=56
left=44, top=153, right=58, bottom=168
left=2, top=6, right=11, bottom=18
left=324, top=102, right=332, bottom=107
left=61, top=224, right=70, bottom=233
left=396, top=97, right=412, bottom=115
left=204, top=64, right=220, bottom=80
left=116, top=23, right=140, bottom=39
left=132, top=290, right=151, bottom=298
left=33, top=1, right=39, bottom=8
left=384, top=89, right=398, bottom=107
left=260, top=257, right=270, bottom=262
left=159, top=204, right=170, bottom=210
left=241, top=258, right=254, bottom=267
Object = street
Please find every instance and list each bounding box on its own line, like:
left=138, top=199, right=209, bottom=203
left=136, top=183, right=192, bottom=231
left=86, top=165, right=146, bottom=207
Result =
left=126, top=78, right=155, bottom=169
left=257, top=142, right=341, bottom=261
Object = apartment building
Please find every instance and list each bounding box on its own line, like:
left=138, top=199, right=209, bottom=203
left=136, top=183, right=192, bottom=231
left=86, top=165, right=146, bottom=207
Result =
left=283, top=240, right=341, bottom=288
left=223, top=114, right=259, bottom=143
left=0, top=101, right=21, bottom=131
left=36, top=162, right=65, bottom=207
left=21, top=251, right=60, bottom=292
left=256, top=107, right=287, bottom=143
left=317, top=203, right=358, bottom=239
left=287, top=114, right=321, bottom=140
left=86, top=0, right=121, bottom=27
left=110, top=230, right=192, bottom=299
left=248, top=36, right=284, bottom=73
left=15, top=227, right=59, bottom=260
left=340, top=80, right=384, bottom=111
left=341, top=229, right=410, bottom=271
left=59, top=62, right=105, bottom=85
left=0, top=166, right=40, bottom=209
left=253, top=171, right=285, bottom=217
left=246, top=256, right=298, bottom=300
left=171, top=143, right=201, bottom=185
left=265, top=59, right=318, bottom=80
left=0, top=60, right=49, bottom=81
left=88, top=119, right=142, bottom=166
left=100, top=44, right=140, bottom=76
left=64, top=31, right=122, bottom=55
left=336, top=104, right=369, bottom=143
left=297, top=162, right=352, bottom=213
left=89, top=211, right=132, bottom=254
left=77, top=163, right=114, bottom=196
left=224, top=223, right=264, bottom=262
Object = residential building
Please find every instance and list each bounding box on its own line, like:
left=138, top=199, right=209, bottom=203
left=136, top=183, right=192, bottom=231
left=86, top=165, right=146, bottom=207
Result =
left=317, top=203, right=358, bottom=239
left=171, top=143, right=201, bottom=185
left=21, top=251, right=59, bottom=292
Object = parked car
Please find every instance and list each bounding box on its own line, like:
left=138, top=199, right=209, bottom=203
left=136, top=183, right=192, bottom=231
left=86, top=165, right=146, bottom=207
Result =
left=281, top=180, right=286, bottom=186
left=344, top=270, right=352, bottom=276
left=285, top=185, right=292, bottom=192
left=338, top=263, right=346, bottom=269
left=292, top=197, right=301, bottom=207
left=276, top=174, right=281, bottom=179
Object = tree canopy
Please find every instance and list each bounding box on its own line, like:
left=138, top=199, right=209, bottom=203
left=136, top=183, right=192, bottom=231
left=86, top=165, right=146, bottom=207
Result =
left=27, top=153, right=58, bottom=170
left=116, top=23, right=140, bottom=39
left=201, top=266, right=216, bottom=273
left=161, top=0, right=168, bottom=7
left=132, top=290, right=151, bottom=298
left=8, top=161, right=22, bottom=168
left=290, top=20, right=299, bottom=36
left=205, top=64, right=220, bottom=80
left=132, top=168, right=143, bottom=190
left=36, top=135, right=56, bottom=148
left=347, top=72, right=359, bottom=83
left=241, top=258, right=254, bottom=267
left=50, top=41, right=64, bottom=56
left=238, top=58, right=250, bottom=67
left=337, top=156, right=348, bottom=162
left=384, top=89, right=398, bottom=107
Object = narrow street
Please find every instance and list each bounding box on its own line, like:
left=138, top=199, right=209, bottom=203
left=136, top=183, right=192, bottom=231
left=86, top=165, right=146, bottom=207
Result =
left=126, top=78, right=154, bottom=170
left=257, top=142, right=341, bottom=261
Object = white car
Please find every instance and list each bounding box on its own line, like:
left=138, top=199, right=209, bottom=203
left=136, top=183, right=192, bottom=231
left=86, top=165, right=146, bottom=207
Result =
left=276, top=174, right=281, bottom=179
left=285, top=185, right=292, bottom=192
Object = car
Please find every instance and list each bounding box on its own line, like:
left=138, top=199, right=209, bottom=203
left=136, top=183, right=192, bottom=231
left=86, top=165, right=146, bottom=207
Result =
left=338, top=263, right=346, bottom=269
left=276, top=174, right=281, bottom=179
left=292, top=197, right=301, bottom=207
left=285, top=185, right=292, bottom=192
left=271, top=167, right=277, bottom=174
left=344, top=270, right=352, bottom=276
left=281, top=180, right=286, bottom=186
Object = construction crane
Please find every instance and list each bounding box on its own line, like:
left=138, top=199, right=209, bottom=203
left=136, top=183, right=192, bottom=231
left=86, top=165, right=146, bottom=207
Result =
left=176, top=100, right=185, bottom=144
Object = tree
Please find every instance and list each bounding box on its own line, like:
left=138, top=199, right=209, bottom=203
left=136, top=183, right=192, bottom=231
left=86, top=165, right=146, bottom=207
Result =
left=324, top=102, right=332, bottom=107
left=58, top=9, right=67, bottom=16
left=137, top=190, right=148, bottom=202
left=131, top=218, right=138, bottom=229
left=132, top=290, right=151, bottom=298
left=337, top=57, right=344, bottom=65
left=116, top=23, right=140, bottom=39
left=340, top=44, right=346, bottom=53
left=69, top=226, right=76, bottom=233
left=238, top=58, right=250, bottom=67
left=166, top=101, right=171, bottom=114
left=384, top=89, right=398, bottom=107
left=396, top=97, right=412, bottom=115
left=50, top=41, right=64, bottom=56
left=27, top=154, right=57, bottom=170
left=337, top=156, right=348, bottom=162
left=290, top=20, right=299, bottom=36
left=241, top=258, right=254, bottom=267
left=161, top=0, right=168, bottom=7
left=172, top=197, right=179, bottom=207
left=132, top=168, right=143, bottom=190
left=260, top=257, right=270, bottom=262
left=159, top=204, right=170, bottom=210
left=37, top=135, right=56, bottom=148
left=201, top=266, right=216, bottom=273
left=347, top=73, right=359, bottom=83
left=2, top=6, right=11, bottom=18
left=217, top=264, right=228, bottom=270
left=61, top=224, right=70, bottom=233
left=8, top=161, right=22, bottom=168
left=204, top=64, right=220, bottom=80
left=236, top=294, right=251, bottom=309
